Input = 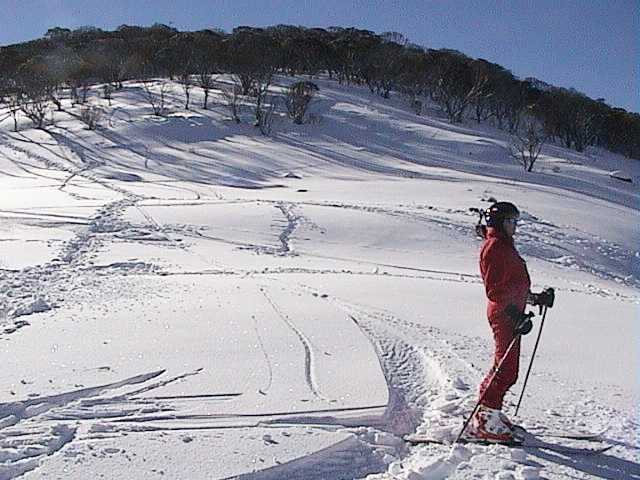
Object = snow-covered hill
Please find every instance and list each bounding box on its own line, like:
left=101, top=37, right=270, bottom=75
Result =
left=0, top=78, right=638, bottom=479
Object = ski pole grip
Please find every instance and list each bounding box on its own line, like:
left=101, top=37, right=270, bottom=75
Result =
left=544, top=287, right=555, bottom=308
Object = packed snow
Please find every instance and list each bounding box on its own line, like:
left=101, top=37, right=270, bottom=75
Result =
left=0, top=77, right=638, bottom=479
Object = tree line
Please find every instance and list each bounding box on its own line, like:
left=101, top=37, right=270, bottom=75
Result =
left=0, top=24, right=638, bottom=159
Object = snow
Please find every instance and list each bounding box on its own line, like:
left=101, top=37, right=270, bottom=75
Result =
left=0, top=77, right=638, bottom=479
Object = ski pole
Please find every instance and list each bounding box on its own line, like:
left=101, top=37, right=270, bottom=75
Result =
left=514, top=305, right=548, bottom=417
left=455, top=332, right=522, bottom=444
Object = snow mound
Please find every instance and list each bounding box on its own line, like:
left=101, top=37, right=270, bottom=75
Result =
left=0, top=424, right=76, bottom=478
left=518, top=466, right=542, bottom=479
left=12, top=296, right=53, bottom=318
left=403, top=444, right=471, bottom=480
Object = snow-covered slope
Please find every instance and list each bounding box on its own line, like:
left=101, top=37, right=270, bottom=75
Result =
left=0, top=78, right=637, bottom=480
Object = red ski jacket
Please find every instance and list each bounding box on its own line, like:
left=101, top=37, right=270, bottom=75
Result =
left=479, top=228, right=531, bottom=320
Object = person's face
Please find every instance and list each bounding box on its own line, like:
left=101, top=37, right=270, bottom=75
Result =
left=503, top=216, right=518, bottom=237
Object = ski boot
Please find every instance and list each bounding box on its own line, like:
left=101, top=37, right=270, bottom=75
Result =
left=499, top=410, right=527, bottom=440
left=499, top=410, right=516, bottom=430
left=465, top=405, right=517, bottom=444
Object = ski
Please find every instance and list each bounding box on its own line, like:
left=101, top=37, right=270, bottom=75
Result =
left=519, top=438, right=613, bottom=456
left=404, top=434, right=613, bottom=456
left=513, top=425, right=609, bottom=441
left=405, top=434, right=521, bottom=448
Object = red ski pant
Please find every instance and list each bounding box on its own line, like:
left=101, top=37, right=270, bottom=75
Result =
left=479, top=314, right=520, bottom=410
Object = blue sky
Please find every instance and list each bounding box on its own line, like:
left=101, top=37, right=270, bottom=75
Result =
left=2, top=0, right=638, bottom=112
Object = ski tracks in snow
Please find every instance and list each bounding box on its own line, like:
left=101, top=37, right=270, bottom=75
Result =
left=203, top=197, right=639, bottom=301
left=0, top=367, right=245, bottom=479
left=274, top=202, right=301, bottom=255
left=259, top=287, right=329, bottom=402
left=252, top=313, right=274, bottom=397
left=0, top=424, right=77, bottom=480
left=0, top=370, right=164, bottom=479
left=239, top=202, right=306, bottom=256
left=0, top=198, right=134, bottom=333
left=228, top=281, right=482, bottom=480
left=66, top=195, right=636, bottom=304
left=0, top=130, right=156, bottom=334
left=327, top=290, right=482, bottom=423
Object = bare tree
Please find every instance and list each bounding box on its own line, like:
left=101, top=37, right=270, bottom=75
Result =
left=410, top=98, right=423, bottom=115
left=92, top=39, right=131, bottom=90
left=8, top=95, right=21, bottom=131
left=285, top=81, right=319, bottom=124
left=179, top=72, right=192, bottom=110
left=80, top=83, right=91, bottom=104
left=397, top=48, right=430, bottom=116
left=79, top=105, right=103, bottom=130
left=197, top=72, right=215, bottom=109
left=12, top=56, right=63, bottom=120
left=436, top=71, right=489, bottom=123
left=253, top=73, right=273, bottom=127
left=427, top=50, right=491, bottom=123
left=5, top=89, right=21, bottom=132
left=103, top=84, right=113, bottom=106
left=221, top=82, right=242, bottom=123
left=510, top=116, right=547, bottom=172
left=359, top=40, right=404, bottom=99
left=234, top=74, right=256, bottom=97
left=226, top=27, right=279, bottom=99
left=20, top=92, right=50, bottom=129
left=66, top=56, right=95, bottom=106
left=142, top=80, right=169, bottom=116
left=192, top=30, right=224, bottom=109
left=12, top=67, right=50, bottom=129
left=257, top=94, right=277, bottom=136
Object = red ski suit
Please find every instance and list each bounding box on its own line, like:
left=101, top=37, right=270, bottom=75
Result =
left=478, top=228, right=531, bottom=410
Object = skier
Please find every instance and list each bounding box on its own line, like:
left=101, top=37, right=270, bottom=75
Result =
left=469, top=201, right=554, bottom=443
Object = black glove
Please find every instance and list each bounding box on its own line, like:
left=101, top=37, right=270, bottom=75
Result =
left=505, top=304, right=534, bottom=336
left=514, top=317, right=533, bottom=335
left=531, top=288, right=555, bottom=308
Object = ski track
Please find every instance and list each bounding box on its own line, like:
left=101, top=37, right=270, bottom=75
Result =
left=274, top=202, right=299, bottom=254
left=0, top=368, right=243, bottom=478
left=252, top=313, right=275, bottom=397
left=121, top=196, right=636, bottom=303
left=0, top=198, right=137, bottom=333
left=223, top=280, right=471, bottom=479
left=259, top=287, right=330, bottom=402
left=237, top=201, right=303, bottom=256
left=226, top=277, right=470, bottom=480
left=0, top=424, right=77, bottom=480
left=0, top=141, right=225, bottom=335
left=43, top=369, right=211, bottom=422
left=156, top=265, right=636, bottom=303
left=288, top=198, right=639, bottom=291
left=51, top=191, right=635, bottom=303
left=0, top=370, right=168, bottom=479
left=159, top=183, right=202, bottom=201
left=157, top=196, right=638, bottom=294
left=0, top=128, right=156, bottom=334
left=0, top=371, right=166, bottom=424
